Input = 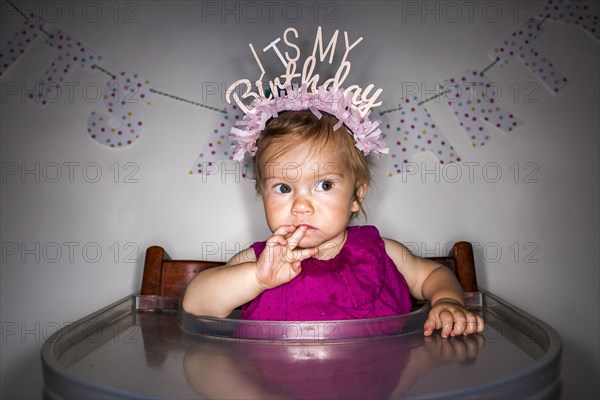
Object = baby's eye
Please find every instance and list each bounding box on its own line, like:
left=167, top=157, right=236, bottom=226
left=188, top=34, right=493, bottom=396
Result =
left=274, top=183, right=291, bottom=194
left=316, top=180, right=334, bottom=191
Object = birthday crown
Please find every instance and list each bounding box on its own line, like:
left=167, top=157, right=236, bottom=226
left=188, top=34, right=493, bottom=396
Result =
left=225, top=26, right=388, bottom=163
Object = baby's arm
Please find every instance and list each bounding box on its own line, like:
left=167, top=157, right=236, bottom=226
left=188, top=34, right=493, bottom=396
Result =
left=182, top=247, right=262, bottom=318
left=182, top=225, right=318, bottom=317
left=383, top=238, right=484, bottom=338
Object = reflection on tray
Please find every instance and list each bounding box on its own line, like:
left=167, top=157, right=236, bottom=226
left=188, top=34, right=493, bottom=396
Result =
left=42, top=291, right=561, bottom=399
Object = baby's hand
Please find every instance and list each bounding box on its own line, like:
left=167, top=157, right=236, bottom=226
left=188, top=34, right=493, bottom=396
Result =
left=421, top=332, right=485, bottom=364
left=424, top=298, right=484, bottom=338
left=255, top=225, right=318, bottom=290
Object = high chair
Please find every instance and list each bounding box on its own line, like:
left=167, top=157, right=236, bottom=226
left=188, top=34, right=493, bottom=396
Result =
left=42, top=240, right=562, bottom=399
left=138, top=241, right=479, bottom=311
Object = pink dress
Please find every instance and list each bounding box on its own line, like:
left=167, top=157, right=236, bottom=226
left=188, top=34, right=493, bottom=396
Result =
left=242, top=225, right=412, bottom=320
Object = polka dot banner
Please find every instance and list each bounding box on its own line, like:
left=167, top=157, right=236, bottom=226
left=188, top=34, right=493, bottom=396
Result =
left=443, top=70, right=523, bottom=148
left=538, top=0, right=599, bottom=41
left=87, top=72, right=152, bottom=148
left=0, top=15, right=45, bottom=77
left=189, top=105, right=253, bottom=179
left=386, top=96, right=460, bottom=177
left=490, top=18, right=568, bottom=93
left=29, top=29, right=103, bottom=107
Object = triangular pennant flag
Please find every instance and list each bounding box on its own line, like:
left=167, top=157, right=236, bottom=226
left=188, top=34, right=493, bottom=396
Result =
left=29, top=28, right=103, bottom=107
left=190, top=105, right=253, bottom=180
left=0, top=14, right=45, bottom=76
left=538, top=0, right=599, bottom=41
left=385, top=96, right=460, bottom=176
left=490, top=18, right=568, bottom=93
left=87, top=72, right=152, bottom=148
left=444, top=70, right=523, bottom=148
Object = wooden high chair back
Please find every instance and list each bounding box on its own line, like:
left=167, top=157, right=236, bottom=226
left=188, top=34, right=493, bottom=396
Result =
left=138, top=242, right=478, bottom=311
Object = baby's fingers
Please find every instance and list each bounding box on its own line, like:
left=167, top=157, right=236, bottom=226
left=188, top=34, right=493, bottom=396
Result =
left=453, top=315, right=467, bottom=335
left=425, top=310, right=463, bottom=338
left=469, top=314, right=485, bottom=334
left=424, top=313, right=441, bottom=336
left=272, top=225, right=297, bottom=238
left=425, top=309, right=485, bottom=338
left=290, top=260, right=302, bottom=274
left=292, top=246, right=319, bottom=262
left=455, top=312, right=484, bottom=336
left=440, top=310, right=459, bottom=338
left=286, top=225, right=308, bottom=249
left=266, top=235, right=287, bottom=247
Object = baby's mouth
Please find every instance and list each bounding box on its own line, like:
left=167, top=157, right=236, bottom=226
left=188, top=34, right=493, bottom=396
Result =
left=296, top=224, right=317, bottom=231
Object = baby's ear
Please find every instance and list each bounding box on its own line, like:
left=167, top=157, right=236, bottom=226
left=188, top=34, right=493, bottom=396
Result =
left=254, top=181, right=264, bottom=197
left=355, top=182, right=369, bottom=204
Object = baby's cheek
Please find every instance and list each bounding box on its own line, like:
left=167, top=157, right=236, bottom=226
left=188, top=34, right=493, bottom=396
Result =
left=263, top=203, right=284, bottom=225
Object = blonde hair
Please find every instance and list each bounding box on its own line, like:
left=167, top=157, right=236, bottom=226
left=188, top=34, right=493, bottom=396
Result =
left=253, top=110, right=371, bottom=220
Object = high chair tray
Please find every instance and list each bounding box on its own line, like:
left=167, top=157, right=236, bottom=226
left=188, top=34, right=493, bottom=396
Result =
left=41, top=290, right=561, bottom=399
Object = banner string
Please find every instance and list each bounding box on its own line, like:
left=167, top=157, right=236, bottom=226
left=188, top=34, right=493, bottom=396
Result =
left=379, top=17, right=550, bottom=116
left=479, top=59, right=499, bottom=76
left=94, top=66, right=117, bottom=80
left=379, top=86, right=445, bottom=116
left=6, top=0, right=566, bottom=117
left=7, top=0, right=51, bottom=37
left=149, top=89, right=227, bottom=113
left=5, top=0, right=227, bottom=114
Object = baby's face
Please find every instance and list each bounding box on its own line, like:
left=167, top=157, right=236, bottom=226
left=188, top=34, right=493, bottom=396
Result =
left=259, top=142, right=360, bottom=259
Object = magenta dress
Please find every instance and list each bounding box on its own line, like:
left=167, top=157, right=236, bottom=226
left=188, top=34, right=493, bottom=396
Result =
left=242, top=225, right=412, bottom=321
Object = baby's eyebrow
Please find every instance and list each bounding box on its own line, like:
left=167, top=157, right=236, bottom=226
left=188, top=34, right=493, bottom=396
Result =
left=314, top=171, right=344, bottom=179
left=261, top=174, right=290, bottom=183
left=261, top=170, right=344, bottom=183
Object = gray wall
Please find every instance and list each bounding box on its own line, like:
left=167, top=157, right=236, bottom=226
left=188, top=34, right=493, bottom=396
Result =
left=1, top=1, right=598, bottom=398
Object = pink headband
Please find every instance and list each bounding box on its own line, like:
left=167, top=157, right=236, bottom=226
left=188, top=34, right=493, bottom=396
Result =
left=226, top=26, right=388, bottom=163
left=228, top=84, right=388, bottom=163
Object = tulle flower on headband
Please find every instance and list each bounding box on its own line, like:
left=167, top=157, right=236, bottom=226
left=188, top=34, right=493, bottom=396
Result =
left=228, top=84, right=389, bottom=162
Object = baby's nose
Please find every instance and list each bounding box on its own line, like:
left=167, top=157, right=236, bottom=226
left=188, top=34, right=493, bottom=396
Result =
left=292, top=196, right=313, bottom=214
